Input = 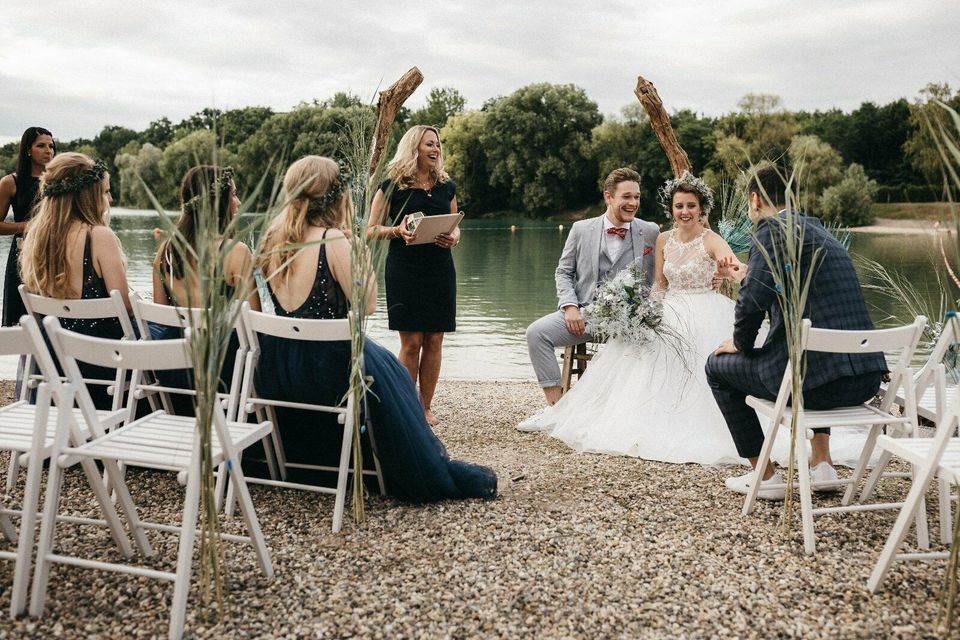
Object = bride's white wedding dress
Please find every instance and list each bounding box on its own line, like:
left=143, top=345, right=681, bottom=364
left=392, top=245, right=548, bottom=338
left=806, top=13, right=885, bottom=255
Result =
left=528, top=230, right=877, bottom=467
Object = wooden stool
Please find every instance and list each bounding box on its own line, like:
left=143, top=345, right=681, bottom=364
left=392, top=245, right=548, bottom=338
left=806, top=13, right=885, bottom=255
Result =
left=560, top=342, right=594, bottom=394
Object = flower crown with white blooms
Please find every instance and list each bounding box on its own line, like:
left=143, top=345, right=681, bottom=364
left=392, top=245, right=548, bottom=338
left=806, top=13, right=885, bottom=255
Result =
left=658, top=171, right=715, bottom=217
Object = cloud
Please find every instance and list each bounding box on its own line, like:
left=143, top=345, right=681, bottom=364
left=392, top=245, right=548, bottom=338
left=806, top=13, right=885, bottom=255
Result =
left=1, top=0, right=957, bottom=140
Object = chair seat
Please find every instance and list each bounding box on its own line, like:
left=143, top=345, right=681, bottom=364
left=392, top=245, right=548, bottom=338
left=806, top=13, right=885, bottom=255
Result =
left=877, top=434, right=960, bottom=481
left=61, top=410, right=271, bottom=471
left=891, top=383, right=957, bottom=422
left=0, top=401, right=124, bottom=452
left=746, top=396, right=911, bottom=429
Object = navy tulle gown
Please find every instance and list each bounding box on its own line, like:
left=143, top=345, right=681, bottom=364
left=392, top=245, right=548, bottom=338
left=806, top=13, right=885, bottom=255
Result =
left=252, top=234, right=497, bottom=503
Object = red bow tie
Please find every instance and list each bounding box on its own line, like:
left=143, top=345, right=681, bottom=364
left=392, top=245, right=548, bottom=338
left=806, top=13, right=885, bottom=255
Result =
left=606, top=227, right=627, bottom=239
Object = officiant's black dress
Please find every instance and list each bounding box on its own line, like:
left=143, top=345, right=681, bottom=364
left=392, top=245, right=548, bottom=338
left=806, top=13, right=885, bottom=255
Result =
left=381, top=178, right=457, bottom=332
left=252, top=235, right=496, bottom=503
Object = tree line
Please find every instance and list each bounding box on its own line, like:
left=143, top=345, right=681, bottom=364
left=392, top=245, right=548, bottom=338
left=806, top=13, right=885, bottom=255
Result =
left=2, top=82, right=957, bottom=226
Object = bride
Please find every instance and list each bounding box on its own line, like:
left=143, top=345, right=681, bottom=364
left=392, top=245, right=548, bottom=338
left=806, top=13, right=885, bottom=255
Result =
left=518, top=173, right=746, bottom=464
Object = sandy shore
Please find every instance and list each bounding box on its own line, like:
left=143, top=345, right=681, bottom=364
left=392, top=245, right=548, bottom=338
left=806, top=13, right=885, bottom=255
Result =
left=0, top=380, right=953, bottom=638
left=850, top=217, right=952, bottom=235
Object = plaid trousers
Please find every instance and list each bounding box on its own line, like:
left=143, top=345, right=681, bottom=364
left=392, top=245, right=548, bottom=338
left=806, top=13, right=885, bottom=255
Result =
left=705, top=351, right=883, bottom=459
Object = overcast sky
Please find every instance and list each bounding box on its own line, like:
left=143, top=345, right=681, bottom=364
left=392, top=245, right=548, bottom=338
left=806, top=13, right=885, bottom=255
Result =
left=2, top=0, right=958, bottom=143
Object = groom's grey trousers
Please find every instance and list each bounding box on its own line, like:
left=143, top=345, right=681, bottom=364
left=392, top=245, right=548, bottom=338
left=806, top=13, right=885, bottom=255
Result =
left=526, top=311, right=595, bottom=388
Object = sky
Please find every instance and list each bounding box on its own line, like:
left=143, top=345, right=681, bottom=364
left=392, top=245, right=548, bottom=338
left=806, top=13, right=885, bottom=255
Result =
left=2, top=0, right=958, bottom=143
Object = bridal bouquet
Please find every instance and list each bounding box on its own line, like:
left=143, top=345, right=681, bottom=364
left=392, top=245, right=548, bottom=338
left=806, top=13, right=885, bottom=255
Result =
left=583, top=261, right=667, bottom=347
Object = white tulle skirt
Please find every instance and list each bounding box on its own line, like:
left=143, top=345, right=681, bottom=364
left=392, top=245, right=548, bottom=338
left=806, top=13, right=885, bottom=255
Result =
left=534, top=290, right=878, bottom=468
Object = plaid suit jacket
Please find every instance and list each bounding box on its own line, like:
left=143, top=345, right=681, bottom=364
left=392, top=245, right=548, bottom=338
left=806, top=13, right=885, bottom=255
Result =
left=733, top=212, right=887, bottom=394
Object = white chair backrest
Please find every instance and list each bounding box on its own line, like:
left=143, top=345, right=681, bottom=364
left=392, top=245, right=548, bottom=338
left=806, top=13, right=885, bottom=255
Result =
left=241, top=303, right=351, bottom=348
left=43, top=316, right=191, bottom=373
left=0, top=316, right=64, bottom=386
left=20, top=285, right=136, bottom=338
left=802, top=317, right=927, bottom=356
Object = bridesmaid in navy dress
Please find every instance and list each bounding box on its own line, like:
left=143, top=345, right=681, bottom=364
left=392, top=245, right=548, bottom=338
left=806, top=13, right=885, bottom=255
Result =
left=19, top=152, right=132, bottom=409
left=369, top=125, right=460, bottom=427
left=256, top=155, right=495, bottom=503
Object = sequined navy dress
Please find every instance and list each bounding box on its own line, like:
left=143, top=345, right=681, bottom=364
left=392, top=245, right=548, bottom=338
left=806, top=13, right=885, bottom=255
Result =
left=253, top=230, right=497, bottom=503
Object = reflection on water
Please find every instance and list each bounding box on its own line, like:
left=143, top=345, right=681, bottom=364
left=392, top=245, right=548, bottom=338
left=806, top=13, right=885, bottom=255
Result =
left=0, top=210, right=950, bottom=380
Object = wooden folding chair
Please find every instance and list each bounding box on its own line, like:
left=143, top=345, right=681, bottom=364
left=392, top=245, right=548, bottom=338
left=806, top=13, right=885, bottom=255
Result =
left=234, top=302, right=384, bottom=533
left=0, top=316, right=133, bottom=617
left=31, top=316, right=273, bottom=640
left=743, top=316, right=927, bottom=554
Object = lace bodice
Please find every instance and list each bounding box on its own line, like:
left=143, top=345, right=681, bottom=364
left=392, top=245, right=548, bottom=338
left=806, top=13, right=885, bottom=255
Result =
left=662, top=230, right=714, bottom=293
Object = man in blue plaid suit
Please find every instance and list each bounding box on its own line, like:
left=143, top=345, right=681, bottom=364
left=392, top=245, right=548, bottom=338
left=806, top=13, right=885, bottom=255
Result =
left=706, top=167, right=887, bottom=500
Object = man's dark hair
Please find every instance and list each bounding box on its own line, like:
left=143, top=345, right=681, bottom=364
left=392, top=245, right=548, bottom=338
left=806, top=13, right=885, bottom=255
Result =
left=747, top=166, right=796, bottom=208
left=603, top=167, right=641, bottom=195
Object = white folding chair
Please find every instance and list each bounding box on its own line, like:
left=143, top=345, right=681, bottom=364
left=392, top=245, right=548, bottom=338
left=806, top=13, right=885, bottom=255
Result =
left=235, top=302, right=385, bottom=533
left=5, top=287, right=136, bottom=492
left=879, top=313, right=960, bottom=543
left=743, top=316, right=927, bottom=554
left=0, top=316, right=133, bottom=618
left=31, top=316, right=273, bottom=640
left=868, top=378, right=960, bottom=591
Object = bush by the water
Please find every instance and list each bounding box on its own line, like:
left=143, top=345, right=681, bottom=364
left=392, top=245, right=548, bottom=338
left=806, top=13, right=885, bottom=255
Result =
left=818, top=164, right=878, bottom=226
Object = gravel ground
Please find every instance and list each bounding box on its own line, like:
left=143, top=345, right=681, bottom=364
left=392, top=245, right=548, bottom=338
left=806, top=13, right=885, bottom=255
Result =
left=0, top=379, right=954, bottom=639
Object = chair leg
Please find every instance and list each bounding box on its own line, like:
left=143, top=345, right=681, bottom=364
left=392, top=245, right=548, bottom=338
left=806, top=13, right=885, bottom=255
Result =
left=859, top=449, right=895, bottom=504
left=560, top=346, right=573, bottom=394
left=796, top=437, right=817, bottom=554
left=213, top=462, right=227, bottom=513
left=868, top=462, right=940, bottom=592
left=100, top=458, right=152, bottom=557
left=0, top=497, right=15, bottom=543
left=842, top=424, right=883, bottom=506
left=912, top=464, right=930, bottom=551
left=29, top=463, right=66, bottom=617
left=331, top=420, right=354, bottom=533
left=5, top=451, right=19, bottom=492
left=364, top=422, right=386, bottom=495
left=743, top=420, right=780, bottom=516
left=168, top=456, right=201, bottom=640
left=225, top=457, right=273, bottom=578
left=10, top=430, right=47, bottom=617
left=939, top=476, right=953, bottom=546
left=264, top=406, right=287, bottom=481
left=80, top=457, right=141, bottom=557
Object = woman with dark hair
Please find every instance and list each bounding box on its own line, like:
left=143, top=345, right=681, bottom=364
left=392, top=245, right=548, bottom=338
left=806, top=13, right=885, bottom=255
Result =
left=0, top=126, right=55, bottom=326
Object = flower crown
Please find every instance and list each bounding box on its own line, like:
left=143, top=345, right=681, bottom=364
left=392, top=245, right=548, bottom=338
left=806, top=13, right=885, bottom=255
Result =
left=658, top=171, right=715, bottom=217
left=183, top=166, right=236, bottom=212
left=42, top=159, right=108, bottom=198
left=305, top=160, right=352, bottom=215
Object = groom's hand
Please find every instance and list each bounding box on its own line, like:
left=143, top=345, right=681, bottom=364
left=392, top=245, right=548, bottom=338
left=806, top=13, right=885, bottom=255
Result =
left=563, top=305, right=586, bottom=337
left=714, top=339, right=738, bottom=356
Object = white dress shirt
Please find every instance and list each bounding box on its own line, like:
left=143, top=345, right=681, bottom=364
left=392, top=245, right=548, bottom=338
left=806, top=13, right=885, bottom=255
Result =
left=602, top=216, right=631, bottom=263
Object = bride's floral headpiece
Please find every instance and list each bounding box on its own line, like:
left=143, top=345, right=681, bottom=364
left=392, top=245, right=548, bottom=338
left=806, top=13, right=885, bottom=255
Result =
left=42, top=159, right=108, bottom=198
left=306, top=159, right=352, bottom=215
left=658, top=171, right=715, bottom=217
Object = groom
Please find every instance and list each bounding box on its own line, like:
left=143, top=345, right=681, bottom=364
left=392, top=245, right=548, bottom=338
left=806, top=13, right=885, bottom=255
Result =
left=706, top=166, right=887, bottom=499
left=523, top=167, right=659, bottom=411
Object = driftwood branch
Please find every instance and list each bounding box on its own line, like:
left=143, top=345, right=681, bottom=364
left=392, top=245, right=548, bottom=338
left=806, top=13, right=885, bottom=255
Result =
left=634, top=75, right=691, bottom=177
left=368, top=67, right=424, bottom=173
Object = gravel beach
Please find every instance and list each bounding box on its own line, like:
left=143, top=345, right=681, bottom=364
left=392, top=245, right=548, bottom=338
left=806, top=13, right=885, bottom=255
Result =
left=0, top=379, right=953, bottom=639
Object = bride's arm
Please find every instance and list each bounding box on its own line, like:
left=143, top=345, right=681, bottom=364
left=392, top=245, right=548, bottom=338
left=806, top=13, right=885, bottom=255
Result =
left=705, top=231, right=746, bottom=284
left=651, top=232, right=668, bottom=298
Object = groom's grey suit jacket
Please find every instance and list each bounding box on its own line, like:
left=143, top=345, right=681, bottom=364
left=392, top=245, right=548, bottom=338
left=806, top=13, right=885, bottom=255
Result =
left=555, top=214, right=659, bottom=309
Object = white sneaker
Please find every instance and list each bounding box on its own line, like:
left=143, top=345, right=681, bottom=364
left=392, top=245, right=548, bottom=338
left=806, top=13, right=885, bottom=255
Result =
left=810, top=462, right=841, bottom=493
left=517, top=408, right=551, bottom=432
left=725, top=470, right=785, bottom=501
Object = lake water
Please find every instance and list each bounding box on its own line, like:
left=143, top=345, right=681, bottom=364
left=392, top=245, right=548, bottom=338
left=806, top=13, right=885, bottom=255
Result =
left=0, top=209, right=950, bottom=380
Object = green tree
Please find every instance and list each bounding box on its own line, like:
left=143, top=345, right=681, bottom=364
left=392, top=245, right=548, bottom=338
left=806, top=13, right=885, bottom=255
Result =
left=787, top=135, right=844, bottom=213
left=481, top=83, right=601, bottom=214
left=442, top=110, right=506, bottom=212
left=818, top=163, right=878, bottom=226
left=92, top=125, right=139, bottom=197
left=905, top=83, right=960, bottom=188
left=116, top=142, right=166, bottom=208
left=734, top=93, right=798, bottom=160
left=160, top=130, right=237, bottom=204
left=408, top=87, right=467, bottom=130
left=143, top=117, right=175, bottom=148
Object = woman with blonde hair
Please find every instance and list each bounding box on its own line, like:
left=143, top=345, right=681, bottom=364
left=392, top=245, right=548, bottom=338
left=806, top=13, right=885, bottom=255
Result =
left=368, top=125, right=460, bottom=426
left=256, top=155, right=495, bottom=503
left=19, top=151, right=131, bottom=408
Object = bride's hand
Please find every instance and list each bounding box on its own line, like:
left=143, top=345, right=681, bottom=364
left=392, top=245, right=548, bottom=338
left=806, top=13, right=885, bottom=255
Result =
left=715, top=256, right=746, bottom=284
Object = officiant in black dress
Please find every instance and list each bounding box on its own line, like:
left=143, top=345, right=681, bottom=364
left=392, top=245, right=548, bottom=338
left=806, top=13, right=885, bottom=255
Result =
left=369, top=125, right=460, bottom=427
